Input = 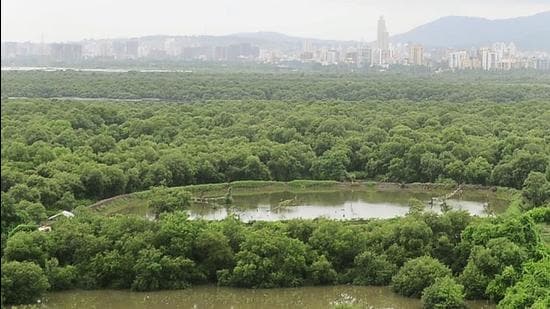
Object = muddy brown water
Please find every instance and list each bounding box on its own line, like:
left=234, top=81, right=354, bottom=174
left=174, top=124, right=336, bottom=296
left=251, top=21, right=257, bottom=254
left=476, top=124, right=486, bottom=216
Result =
left=35, top=285, right=495, bottom=309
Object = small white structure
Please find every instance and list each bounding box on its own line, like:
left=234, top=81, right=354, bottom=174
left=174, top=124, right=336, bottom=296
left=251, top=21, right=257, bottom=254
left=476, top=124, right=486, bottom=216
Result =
left=38, top=225, right=52, bottom=232
left=48, top=210, right=75, bottom=221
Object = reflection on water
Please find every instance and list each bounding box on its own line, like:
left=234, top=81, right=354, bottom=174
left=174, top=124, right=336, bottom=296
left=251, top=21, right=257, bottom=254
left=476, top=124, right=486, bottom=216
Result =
left=40, top=286, right=495, bottom=309
left=186, top=190, right=505, bottom=222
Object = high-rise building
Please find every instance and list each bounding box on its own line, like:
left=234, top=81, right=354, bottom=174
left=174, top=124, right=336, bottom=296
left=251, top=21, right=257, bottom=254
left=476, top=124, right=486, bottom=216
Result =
left=481, top=48, right=498, bottom=70
left=112, top=41, right=126, bottom=59
left=126, top=40, right=139, bottom=59
left=409, top=44, right=424, bottom=66
left=506, top=42, right=517, bottom=57
left=448, top=51, right=468, bottom=70
left=214, top=46, right=227, bottom=61
left=302, top=40, right=312, bottom=53
left=535, top=59, right=550, bottom=71
left=50, top=43, right=82, bottom=62
left=377, top=16, right=390, bottom=51
left=326, top=49, right=339, bottom=64
left=345, top=51, right=358, bottom=64
left=358, top=47, right=372, bottom=67
left=1, top=42, right=18, bottom=59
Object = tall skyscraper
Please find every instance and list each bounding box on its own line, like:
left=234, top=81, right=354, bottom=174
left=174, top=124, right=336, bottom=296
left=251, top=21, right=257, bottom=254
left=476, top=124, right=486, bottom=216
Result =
left=409, top=44, right=424, bottom=66
left=377, top=16, right=390, bottom=51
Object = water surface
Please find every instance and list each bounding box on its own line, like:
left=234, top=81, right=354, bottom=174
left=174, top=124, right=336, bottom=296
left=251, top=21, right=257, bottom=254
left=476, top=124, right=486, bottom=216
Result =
left=185, top=190, right=505, bottom=222
left=39, top=286, right=495, bottom=309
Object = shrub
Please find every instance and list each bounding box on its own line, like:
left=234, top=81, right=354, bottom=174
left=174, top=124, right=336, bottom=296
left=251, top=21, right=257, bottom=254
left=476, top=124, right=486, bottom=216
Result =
left=310, top=255, right=337, bottom=285
left=499, top=258, right=550, bottom=308
left=148, top=187, right=191, bottom=216
left=218, top=230, right=308, bottom=288
left=391, top=256, right=452, bottom=298
left=45, top=258, right=78, bottom=290
left=352, top=252, right=397, bottom=286
left=421, top=276, right=466, bottom=309
left=1, top=261, right=50, bottom=305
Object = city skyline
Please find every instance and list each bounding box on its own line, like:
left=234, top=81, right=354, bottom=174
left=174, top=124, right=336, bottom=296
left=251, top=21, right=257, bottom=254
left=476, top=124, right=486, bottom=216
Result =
left=2, top=0, right=550, bottom=42
left=3, top=9, right=549, bottom=72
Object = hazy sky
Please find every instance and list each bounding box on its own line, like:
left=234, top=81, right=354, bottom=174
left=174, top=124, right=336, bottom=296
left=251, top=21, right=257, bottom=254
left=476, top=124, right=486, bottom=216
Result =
left=2, top=0, right=549, bottom=42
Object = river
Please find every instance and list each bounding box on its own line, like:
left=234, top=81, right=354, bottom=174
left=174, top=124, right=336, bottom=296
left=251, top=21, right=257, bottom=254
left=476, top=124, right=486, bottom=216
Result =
left=37, top=286, right=495, bottom=309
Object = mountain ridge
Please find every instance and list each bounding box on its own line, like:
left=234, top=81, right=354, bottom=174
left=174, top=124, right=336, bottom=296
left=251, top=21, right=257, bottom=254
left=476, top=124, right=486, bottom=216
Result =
left=391, top=11, right=550, bottom=50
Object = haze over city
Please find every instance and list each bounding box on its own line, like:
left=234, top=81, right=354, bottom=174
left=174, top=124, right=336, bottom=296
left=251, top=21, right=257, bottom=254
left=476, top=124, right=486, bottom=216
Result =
left=2, top=0, right=550, bottom=42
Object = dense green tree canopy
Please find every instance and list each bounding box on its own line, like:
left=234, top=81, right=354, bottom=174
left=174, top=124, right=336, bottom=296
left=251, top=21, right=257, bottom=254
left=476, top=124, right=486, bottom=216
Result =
left=1, top=71, right=549, bottom=306
left=2, top=95, right=548, bottom=231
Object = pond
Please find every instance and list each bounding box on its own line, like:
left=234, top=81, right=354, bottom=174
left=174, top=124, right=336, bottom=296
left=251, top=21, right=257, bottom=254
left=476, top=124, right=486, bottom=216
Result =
left=184, top=189, right=507, bottom=222
left=37, top=285, right=495, bottom=309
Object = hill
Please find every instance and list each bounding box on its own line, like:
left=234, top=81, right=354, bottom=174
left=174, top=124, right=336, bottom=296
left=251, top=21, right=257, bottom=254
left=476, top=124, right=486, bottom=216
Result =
left=391, top=11, right=550, bottom=50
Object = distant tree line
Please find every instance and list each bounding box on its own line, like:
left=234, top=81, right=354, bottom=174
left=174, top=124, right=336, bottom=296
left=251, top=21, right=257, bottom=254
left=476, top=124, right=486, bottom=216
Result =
left=3, top=71, right=550, bottom=102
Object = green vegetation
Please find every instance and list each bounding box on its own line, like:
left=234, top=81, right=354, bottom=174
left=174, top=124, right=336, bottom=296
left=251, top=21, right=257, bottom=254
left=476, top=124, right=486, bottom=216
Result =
left=148, top=186, right=191, bottom=217
left=1, top=72, right=549, bottom=306
left=0, top=207, right=547, bottom=305
left=421, top=277, right=466, bottom=309
left=498, top=257, right=550, bottom=308
left=1, top=261, right=50, bottom=305
left=2, top=88, right=548, bottom=228
left=391, top=256, right=452, bottom=298
left=4, top=70, right=550, bottom=102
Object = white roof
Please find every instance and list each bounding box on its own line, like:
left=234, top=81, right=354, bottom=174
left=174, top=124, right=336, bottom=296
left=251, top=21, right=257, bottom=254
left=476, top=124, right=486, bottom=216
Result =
left=48, top=210, right=75, bottom=220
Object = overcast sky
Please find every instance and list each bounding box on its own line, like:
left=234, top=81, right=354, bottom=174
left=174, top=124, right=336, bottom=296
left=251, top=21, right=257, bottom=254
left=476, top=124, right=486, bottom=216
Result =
left=2, top=0, right=549, bottom=42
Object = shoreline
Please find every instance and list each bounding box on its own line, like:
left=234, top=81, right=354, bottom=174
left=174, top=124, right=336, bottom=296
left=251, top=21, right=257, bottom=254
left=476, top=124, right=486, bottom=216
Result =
left=88, top=180, right=516, bottom=215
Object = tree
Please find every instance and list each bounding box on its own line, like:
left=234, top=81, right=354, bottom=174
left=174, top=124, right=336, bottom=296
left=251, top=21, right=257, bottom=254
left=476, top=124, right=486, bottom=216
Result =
left=420, top=153, right=444, bottom=183
left=353, top=252, right=397, bottom=286
left=308, top=221, right=363, bottom=271
left=310, top=149, right=350, bottom=180
left=388, top=158, right=414, bottom=182
left=148, top=187, right=191, bottom=217
left=485, top=266, right=519, bottom=302
left=45, top=258, right=78, bottom=290
left=499, top=258, right=550, bottom=308
left=160, top=153, right=195, bottom=186
left=130, top=248, right=163, bottom=291
left=89, top=134, right=116, bottom=153
left=445, top=160, right=466, bottom=184
left=393, top=219, right=433, bottom=260
left=310, top=255, right=337, bottom=285
left=408, top=198, right=426, bottom=216
left=192, top=229, right=234, bottom=280
left=522, top=171, right=550, bottom=208
left=6, top=184, right=41, bottom=204
left=421, top=277, right=466, bottom=309
left=459, top=237, right=528, bottom=299
left=4, top=231, right=50, bottom=267
left=465, top=157, right=492, bottom=185
left=130, top=247, right=203, bottom=291
left=391, top=256, right=452, bottom=298
left=218, top=230, right=308, bottom=288
left=17, top=201, right=47, bottom=224
left=1, top=193, right=23, bottom=233
left=1, top=261, right=50, bottom=305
